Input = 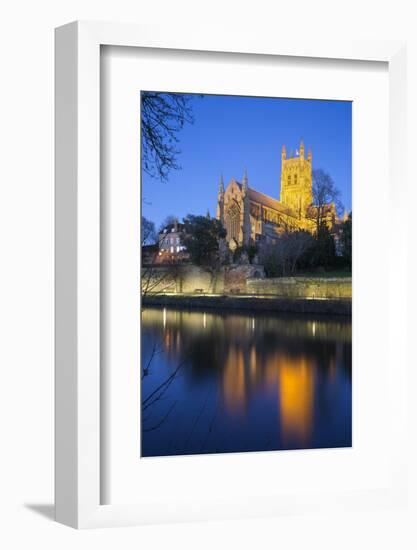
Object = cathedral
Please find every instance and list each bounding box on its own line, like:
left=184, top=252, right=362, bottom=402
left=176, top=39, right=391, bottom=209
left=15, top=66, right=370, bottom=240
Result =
left=216, top=141, right=337, bottom=250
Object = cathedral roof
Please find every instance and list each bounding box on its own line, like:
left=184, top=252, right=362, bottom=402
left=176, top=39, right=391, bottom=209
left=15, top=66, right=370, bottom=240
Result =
left=234, top=181, right=295, bottom=217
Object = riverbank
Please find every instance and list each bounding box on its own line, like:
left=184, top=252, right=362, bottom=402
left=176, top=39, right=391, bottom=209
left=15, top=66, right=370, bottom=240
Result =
left=142, top=264, right=351, bottom=300
left=142, top=293, right=351, bottom=316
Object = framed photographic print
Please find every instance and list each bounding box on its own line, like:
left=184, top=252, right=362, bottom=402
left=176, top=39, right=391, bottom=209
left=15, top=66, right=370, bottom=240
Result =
left=139, top=93, right=353, bottom=458
left=55, top=21, right=408, bottom=528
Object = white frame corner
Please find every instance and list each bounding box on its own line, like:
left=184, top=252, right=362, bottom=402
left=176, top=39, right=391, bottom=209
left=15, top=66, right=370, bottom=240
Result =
left=55, top=20, right=407, bottom=529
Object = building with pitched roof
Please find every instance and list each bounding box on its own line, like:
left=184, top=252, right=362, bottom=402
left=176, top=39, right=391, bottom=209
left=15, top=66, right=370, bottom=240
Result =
left=217, top=141, right=337, bottom=250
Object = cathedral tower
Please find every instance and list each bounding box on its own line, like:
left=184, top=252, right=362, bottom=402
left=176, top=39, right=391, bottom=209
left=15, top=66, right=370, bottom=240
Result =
left=280, top=140, right=313, bottom=218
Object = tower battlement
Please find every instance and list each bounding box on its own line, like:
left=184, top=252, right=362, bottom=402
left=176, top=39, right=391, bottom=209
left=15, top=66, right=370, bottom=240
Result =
left=217, top=140, right=317, bottom=250
left=280, top=140, right=313, bottom=218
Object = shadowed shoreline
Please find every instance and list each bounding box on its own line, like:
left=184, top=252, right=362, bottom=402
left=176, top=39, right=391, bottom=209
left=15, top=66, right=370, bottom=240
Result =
left=142, top=294, right=351, bottom=316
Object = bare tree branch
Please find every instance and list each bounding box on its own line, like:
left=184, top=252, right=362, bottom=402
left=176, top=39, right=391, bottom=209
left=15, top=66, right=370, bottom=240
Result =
left=142, top=401, right=178, bottom=433
left=312, top=169, right=343, bottom=232
left=142, top=358, right=187, bottom=412
left=141, top=92, right=195, bottom=181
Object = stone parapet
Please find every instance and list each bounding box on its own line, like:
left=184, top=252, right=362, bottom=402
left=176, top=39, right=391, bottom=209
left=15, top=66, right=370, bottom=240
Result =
left=142, top=264, right=351, bottom=300
left=247, top=277, right=352, bottom=299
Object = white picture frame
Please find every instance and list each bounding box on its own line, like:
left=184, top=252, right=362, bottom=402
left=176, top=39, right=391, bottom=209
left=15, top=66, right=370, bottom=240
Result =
left=55, top=21, right=407, bottom=529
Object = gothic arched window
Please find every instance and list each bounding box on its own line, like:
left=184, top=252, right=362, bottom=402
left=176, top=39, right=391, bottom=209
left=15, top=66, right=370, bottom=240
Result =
left=288, top=175, right=291, bottom=185
left=226, top=202, right=240, bottom=242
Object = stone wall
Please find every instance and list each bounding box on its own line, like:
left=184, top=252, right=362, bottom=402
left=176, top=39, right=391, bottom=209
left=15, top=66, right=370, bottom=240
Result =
left=142, top=265, right=215, bottom=295
left=223, top=265, right=264, bottom=293
left=247, top=277, right=352, bottom=299
left=142, top=264, right=265, bottom=295
left=142, top=265, right=351, bottom=299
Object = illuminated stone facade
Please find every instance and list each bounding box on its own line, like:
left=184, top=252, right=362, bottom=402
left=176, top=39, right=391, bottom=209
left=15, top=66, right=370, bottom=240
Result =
left=280, top=141, right=312, bottom=217
left=217, top=141, right=336, bottom=250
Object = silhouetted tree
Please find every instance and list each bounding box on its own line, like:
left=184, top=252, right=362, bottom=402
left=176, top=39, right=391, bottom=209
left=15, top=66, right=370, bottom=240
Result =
left=141, top=92, right=194, bottom=181
left=141, top=216, right=179, bottom=296
left=233, top=244, right=258, bottom=265
left=141, top=216, right=156, bottom=246
left=259, top=230, right=315, bottom=277
left=311, top=222, right=337, bottom=269
left=182, top=215, right=226, bottom=267
left=312, top=169, right=342, bottom=231
left=158, top=215, right=179, bottom=233
left=340, top=212, right=352, bottom=266
left=182, top=215, right=226, bottom=291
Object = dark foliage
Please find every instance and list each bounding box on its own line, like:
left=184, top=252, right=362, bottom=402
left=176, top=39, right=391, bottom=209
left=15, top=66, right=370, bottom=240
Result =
left=233, top=244, right=258, bottom=264
left=340, top=212, right=352, bottom=265
left=259, top=230, right=315, bottom=277
left=182, top=215, right=226, bottom=269
left=310, top=223, right=337, bottom=269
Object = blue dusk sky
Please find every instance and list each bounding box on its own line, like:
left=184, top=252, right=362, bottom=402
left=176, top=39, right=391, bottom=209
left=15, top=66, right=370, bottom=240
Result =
left=141, top=94, right=352, bottom=230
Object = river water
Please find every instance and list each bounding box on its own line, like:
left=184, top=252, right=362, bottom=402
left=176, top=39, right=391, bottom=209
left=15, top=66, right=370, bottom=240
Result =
left=141, top=307, right=352, bottom=457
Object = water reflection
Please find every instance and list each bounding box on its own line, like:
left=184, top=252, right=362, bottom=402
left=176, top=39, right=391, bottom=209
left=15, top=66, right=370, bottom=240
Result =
left=141, top=307, right=351, bottom=457
left=278, top=356, right=314, bottom=444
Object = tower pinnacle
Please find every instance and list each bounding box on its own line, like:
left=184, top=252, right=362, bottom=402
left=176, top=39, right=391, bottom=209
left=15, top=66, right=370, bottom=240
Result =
left=218, top=173, right=224, bottom=194
left=242, top=168, right=249, bottom=194
left=216, top=173, right=225, bottom=225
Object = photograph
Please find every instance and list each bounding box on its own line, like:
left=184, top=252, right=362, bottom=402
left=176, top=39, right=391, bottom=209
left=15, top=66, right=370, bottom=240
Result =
left=0, top=0, right=411, bottom=540
left=140, top=92, right=352, bottom=457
